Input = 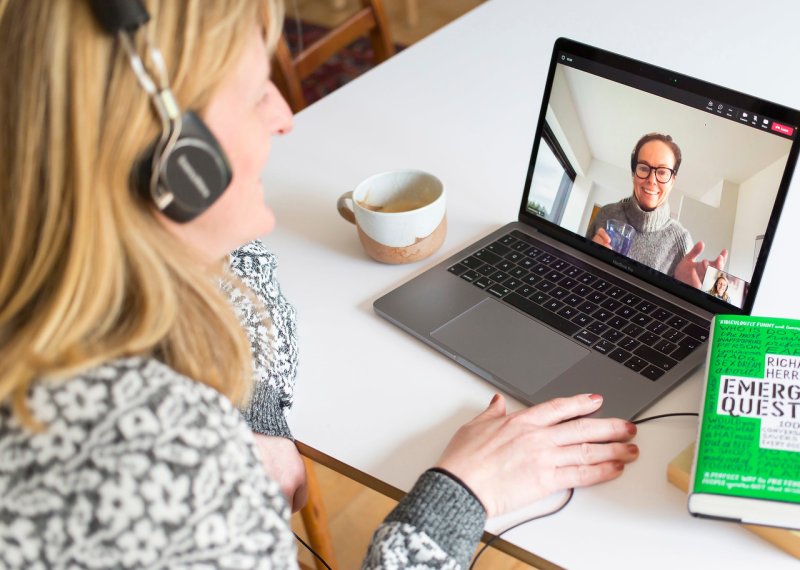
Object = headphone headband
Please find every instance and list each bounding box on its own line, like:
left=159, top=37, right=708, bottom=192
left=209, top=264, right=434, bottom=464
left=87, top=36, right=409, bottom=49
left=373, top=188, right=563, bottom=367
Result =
left=88, top=0, right=232, bottom=223
left=88, top=0, right=149, bottom=34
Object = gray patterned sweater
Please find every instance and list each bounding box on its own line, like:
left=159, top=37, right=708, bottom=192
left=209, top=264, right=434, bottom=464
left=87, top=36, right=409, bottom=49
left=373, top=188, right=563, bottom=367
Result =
left=587, top=196, right=692, bottom=276
left=0, top=241, right=486, bottom=569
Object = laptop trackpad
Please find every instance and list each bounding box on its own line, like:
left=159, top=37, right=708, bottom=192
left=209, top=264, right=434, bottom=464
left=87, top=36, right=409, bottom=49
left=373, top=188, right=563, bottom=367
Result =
left=431, top=298, right=589, bottom=395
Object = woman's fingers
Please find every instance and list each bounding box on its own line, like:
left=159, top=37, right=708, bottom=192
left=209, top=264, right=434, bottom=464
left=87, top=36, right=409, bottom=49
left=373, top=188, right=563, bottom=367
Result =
left=551, top=441, right=639, bottom=468
left=251, top=433, right=308, bottom=512
left=553, top=461, right=628, bottom=489
left=475, top=393, right=507, bottom=421
left=511, top=393, right=605, bottom=427
left=592, top=228, right=611, bottom=247
left=682, top=240, right=705, bottom=262
left=712, top=248, right=728, bottom=269
left=545, top=415, right=637, bottom=446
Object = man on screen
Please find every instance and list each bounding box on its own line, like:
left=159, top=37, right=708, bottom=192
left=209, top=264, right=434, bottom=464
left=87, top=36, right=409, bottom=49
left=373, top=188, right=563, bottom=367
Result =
left=587, top=132, right=727, bottom=288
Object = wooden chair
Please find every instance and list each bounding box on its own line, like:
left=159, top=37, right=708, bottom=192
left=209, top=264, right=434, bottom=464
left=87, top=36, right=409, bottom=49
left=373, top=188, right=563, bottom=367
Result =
left=298, top=456, right=337, bottom=570
left=272, top=0, right=395, bottom=112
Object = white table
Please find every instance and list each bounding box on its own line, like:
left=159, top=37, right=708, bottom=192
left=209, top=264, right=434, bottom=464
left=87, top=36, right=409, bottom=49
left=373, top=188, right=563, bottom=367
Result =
left=263, top=0, right=800, bottom=567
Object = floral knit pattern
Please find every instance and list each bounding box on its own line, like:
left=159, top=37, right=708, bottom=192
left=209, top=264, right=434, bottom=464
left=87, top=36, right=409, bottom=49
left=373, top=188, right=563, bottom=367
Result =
left=0, top=357, right=297, bottom=569
left=225, top=241, right=299, bottom=438
left=363, top=523, right=457, bottom=569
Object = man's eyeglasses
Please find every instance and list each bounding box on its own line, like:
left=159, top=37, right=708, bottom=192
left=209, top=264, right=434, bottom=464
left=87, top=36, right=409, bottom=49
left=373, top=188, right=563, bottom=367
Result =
left=634, top=162, right=676, bottom=184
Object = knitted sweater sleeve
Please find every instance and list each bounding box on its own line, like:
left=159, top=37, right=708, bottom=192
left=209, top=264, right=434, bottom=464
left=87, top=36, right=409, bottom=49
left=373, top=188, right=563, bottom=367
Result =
left=225, top=241, right=299, bottom=439
left=363, top=470, right=487, bottom=569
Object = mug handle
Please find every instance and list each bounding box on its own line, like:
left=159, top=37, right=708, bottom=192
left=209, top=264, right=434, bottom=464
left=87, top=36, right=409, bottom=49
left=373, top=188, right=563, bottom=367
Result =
left=337, top=191, right=356, bottom=224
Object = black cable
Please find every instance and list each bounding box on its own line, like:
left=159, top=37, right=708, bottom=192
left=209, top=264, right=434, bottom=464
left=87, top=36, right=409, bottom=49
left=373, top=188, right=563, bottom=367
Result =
left=632, top=412, right=698, bottom=425
left=468, top=488, right=574, bottom=570
left=469, top=411, right=698, bottom=568
left=293, top=531, right=333, bottom=570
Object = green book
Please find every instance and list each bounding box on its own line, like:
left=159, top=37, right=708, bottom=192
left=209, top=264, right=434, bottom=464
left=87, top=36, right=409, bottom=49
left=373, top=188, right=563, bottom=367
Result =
left=688, top=315, right=800, bottom=528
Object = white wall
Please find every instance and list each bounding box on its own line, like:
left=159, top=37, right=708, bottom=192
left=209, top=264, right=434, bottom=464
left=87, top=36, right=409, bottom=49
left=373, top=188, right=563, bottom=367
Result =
left=728, top=155, right=789, bottom=281
left=546, top=67, right=591, bottom=176
left=578, top=159, right=629, bottom=235
left=560, top=175, right=591, bottom=233
left=676, top=180, right=739, bottom=272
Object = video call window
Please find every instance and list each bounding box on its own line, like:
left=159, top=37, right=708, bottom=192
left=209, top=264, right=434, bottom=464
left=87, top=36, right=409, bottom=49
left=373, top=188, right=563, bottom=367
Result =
left=526, top=62, right=795, bottom=308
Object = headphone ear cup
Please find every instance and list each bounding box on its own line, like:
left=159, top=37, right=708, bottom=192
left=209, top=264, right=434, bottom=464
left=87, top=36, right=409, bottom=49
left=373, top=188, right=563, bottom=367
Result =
left=160, top=111, right=232, bottom=223
left=136, top=111, right=232, bottom=223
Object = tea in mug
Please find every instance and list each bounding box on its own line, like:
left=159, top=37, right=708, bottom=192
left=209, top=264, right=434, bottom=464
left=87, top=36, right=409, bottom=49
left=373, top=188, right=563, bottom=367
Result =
left=357, top=197, right=428, bottom=213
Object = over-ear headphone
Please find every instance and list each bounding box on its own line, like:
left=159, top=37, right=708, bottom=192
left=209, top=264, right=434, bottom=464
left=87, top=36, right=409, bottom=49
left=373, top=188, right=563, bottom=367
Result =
left=88, top=0, right=232, bottom=223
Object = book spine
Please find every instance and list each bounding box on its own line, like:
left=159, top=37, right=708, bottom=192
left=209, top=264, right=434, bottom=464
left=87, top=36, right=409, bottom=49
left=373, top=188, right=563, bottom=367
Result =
left=688, top=315, right=717, bottom=502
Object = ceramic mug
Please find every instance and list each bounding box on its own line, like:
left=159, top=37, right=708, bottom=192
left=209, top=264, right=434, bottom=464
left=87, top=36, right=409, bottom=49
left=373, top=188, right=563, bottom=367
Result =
left=337, top=170, right=446, bottom=264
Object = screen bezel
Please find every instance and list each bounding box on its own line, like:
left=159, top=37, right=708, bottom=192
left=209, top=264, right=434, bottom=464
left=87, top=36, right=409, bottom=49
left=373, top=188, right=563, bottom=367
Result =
left=518, top=37, right=800, bottom=316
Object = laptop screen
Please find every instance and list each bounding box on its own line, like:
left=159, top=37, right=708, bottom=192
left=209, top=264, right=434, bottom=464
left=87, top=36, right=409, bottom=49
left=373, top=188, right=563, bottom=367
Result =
left=519, top=38, right=800, bottom=315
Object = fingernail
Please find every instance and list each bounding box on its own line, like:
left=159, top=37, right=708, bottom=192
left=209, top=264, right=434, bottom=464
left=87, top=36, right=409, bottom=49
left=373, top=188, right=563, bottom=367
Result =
left=627, top=444, right=639, bottom=455
left=626, top=422, right=637, bottom=435
left=614, top=461, right=624, bottom=471
left=588, top=393, right=603, bottom=402
left=490, top=394, right=500, bottom=405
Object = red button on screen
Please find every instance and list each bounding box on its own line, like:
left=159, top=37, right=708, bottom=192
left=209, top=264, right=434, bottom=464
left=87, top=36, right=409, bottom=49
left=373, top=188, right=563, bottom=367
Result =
left=771, top=122, right=795, bottom=136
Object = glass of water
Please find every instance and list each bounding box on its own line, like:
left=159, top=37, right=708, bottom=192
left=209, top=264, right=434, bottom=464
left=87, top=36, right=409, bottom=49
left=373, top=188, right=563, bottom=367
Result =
left=605, top=219, right=636, bottom=255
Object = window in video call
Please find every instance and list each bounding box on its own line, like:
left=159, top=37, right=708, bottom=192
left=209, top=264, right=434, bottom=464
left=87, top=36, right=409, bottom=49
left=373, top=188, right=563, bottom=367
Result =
left=526, top=57, right=796, bottom=310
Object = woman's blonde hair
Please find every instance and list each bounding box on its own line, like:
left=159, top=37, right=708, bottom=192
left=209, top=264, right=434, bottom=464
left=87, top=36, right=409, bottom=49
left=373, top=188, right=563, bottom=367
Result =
left=0, top=0, right=282, bottom=427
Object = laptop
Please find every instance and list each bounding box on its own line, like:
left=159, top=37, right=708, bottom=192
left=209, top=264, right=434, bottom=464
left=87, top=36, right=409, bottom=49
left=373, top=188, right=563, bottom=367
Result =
left=373, top=37, right=800, bottom=420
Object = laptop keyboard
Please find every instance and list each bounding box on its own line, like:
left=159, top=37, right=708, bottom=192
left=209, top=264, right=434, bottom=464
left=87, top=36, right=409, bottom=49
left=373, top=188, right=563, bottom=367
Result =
left=447, top=230, right=709, bottom=381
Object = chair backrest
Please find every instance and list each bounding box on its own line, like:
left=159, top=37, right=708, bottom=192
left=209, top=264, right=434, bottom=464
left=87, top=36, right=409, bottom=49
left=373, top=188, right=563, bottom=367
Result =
left=273, top=0, right=395, bottom=112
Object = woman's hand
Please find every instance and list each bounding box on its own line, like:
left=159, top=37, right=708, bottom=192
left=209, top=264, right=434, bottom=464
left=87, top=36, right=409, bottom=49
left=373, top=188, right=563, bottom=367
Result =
left=673, top=241, right=728, bottom=288
left=435, top=393, right=638, bottom=518
left=591, top=227, right=612, bottom=249
left=252, top=433, right=308, bottom=512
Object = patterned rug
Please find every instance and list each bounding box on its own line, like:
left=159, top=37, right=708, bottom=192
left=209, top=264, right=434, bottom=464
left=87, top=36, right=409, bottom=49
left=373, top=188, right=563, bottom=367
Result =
left=282, top=20, right=404, bottom=107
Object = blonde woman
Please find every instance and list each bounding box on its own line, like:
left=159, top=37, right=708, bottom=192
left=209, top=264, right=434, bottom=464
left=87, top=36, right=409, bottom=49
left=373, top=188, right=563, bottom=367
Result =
left=708, top=273, right=731, bottom=302
left=0, top=0, right=639, bottom=567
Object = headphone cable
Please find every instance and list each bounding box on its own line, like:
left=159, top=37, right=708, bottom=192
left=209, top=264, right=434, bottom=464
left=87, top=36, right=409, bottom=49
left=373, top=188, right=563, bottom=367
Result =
left=293, top=531, right=334, bottom=570
left=468, top=488, right=574, bottom=570
left=632, top=411, right=698, bottom=425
